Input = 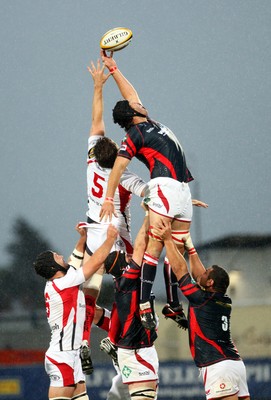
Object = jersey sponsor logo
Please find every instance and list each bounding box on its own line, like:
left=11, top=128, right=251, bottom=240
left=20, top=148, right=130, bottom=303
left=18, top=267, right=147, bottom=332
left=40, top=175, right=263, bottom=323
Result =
left=51, top=323, right=59, bottom=332
left=213, top=380, right=233, bottom=395
left=122, top=365, right=132, bottom=378
left=139, top=370, right=150, bottom=376
left=152, top=202, right=162, bottom=208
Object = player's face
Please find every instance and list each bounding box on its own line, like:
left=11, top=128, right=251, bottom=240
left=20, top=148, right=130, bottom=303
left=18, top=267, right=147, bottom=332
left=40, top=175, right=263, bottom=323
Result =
left=129, top=102, right=148, bottom=117
left=197, top=267, right=213, bottom=289
left=53, top=252, right=68, bottom=268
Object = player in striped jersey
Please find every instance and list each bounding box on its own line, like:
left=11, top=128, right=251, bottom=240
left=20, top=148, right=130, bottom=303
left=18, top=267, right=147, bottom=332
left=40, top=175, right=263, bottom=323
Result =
left=33, top=223, right=118, bottom=400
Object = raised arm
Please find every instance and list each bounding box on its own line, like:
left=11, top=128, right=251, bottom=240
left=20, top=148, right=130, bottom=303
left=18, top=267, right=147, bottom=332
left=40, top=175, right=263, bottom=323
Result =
left=87, top=59, right=111, bottom=136
left=67, top=224, right=87, bottom=270
left=153, top=221, right=189, bottom=281
left=183, top=234, right=206, bottom=281
left=82, top=224, right=118, bottom=280
left=99, top=156, right=131, bottom=222
left=100, top=50, right=141, bottom=103
left=187, top=251, right=206, bottom=282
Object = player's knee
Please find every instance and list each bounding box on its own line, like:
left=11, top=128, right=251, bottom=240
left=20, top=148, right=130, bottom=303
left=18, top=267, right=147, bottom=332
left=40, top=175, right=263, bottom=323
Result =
left=71, top=392, right=89, bottom=400
left=130, top=388, right=157, bottom=399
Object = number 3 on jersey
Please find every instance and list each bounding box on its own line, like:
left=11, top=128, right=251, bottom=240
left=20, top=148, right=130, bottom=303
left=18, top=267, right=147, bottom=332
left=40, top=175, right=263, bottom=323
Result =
left=221, top=315, right=228, bottom=331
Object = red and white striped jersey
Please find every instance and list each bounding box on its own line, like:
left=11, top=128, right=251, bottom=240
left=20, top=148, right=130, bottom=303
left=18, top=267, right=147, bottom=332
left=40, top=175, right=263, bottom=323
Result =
left=44, top=267, right=86, bottom=352
left=86, top=135, right=146, bottom=222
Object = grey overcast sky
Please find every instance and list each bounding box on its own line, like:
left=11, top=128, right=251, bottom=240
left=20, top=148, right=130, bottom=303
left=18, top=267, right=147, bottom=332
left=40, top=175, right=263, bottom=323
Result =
left=1, top=0, right=271, bottom=265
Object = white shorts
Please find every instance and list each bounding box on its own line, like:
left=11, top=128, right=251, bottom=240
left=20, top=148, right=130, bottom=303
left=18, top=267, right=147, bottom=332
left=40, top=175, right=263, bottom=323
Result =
left=107, top=363, right=130, bottom=400
left=144, top=177, right=192, bottom=221
left=45, top=349, right=85, bottom=387
left=118, top=346, right=159, bottom=384
left=86, top=222, right=132, bottom=255
left=201, top=359, right=250, bottom=399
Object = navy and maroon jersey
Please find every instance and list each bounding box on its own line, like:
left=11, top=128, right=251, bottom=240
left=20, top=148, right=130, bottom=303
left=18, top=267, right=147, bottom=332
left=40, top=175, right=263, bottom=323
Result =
left=179, top=273, right=241, bottom=368
left=118, top=120, right=193, bottom=183
left=114, top=262, right=157, bottom=349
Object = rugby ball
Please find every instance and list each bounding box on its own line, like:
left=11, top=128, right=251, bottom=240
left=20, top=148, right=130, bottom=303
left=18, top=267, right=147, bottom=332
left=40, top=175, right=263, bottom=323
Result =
left=100, top=27, right=133, bottom=52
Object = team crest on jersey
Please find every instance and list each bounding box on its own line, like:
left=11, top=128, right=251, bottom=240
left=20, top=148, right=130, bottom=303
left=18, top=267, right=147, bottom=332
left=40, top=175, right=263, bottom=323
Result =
left=122, top=365, right=132, bottom=378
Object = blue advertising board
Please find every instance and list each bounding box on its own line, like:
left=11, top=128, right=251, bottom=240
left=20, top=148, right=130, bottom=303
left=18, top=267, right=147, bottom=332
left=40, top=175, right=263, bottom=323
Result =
left=0, top=358, right=270, bottom=400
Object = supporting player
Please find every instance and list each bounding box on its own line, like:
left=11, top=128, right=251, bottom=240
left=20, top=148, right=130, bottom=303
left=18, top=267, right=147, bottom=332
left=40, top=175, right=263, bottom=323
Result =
left=33, top=224, right=118, bottom=400
left=153, top=221, right=250, bottom=400
left=101, top=215, right=159, bottom=400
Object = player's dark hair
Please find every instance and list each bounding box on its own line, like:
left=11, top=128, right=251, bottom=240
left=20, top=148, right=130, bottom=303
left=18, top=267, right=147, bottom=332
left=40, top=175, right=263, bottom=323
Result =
left=93, top=137, right=118, bottom=168
left=33, top=251, right=67, bottom=280
left=209, top=265, right=230, bottom=294
left=104, top=251, right=128, bottom=278
left=113, top=100, right=146, bottom=131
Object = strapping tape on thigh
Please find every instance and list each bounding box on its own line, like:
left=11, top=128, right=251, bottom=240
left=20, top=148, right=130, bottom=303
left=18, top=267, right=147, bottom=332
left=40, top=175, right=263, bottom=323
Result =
left=130, top=388, right=156, bottom=399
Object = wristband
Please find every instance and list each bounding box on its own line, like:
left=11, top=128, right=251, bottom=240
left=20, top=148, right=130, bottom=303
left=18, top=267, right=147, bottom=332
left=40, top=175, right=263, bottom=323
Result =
left=188, top=248, right=197, bottom=256
left=109, top=66, right=118, bottom=73
left=105, top=197, right=114, bottom=202
left=72, top=249, right=84, bottom=260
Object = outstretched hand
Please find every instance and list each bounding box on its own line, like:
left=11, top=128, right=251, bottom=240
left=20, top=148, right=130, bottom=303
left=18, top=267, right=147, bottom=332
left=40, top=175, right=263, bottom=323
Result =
left=87, top=58, right=111, bottom=84
left=192, top=199, right=208, bottom=208
left=100, top=49, right=117, bottom=72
